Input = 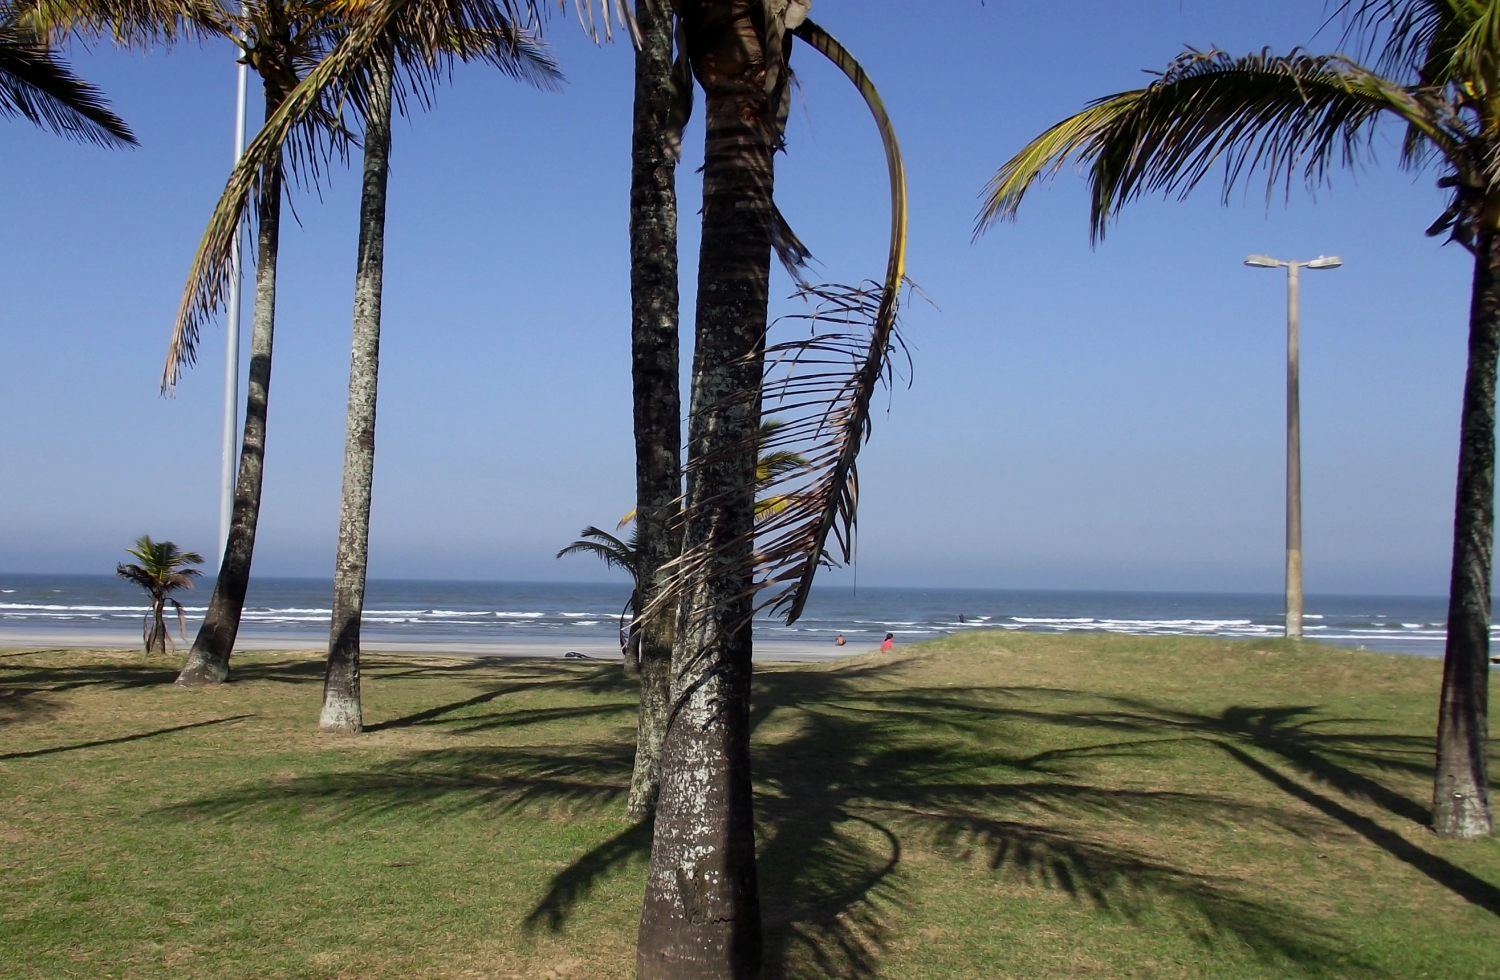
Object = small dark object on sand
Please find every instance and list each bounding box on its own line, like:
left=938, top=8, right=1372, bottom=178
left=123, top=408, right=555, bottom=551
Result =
left=564, top=651, right=591, bottom=660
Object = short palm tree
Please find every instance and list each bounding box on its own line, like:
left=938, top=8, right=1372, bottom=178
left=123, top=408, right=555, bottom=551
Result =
left=976, top=1, right=1494, bottom=839
left=0, top=15, right=134, bottom=145
left=560, top=424, right=807, bottom=660
left=115, top=536, right=204, bottom=654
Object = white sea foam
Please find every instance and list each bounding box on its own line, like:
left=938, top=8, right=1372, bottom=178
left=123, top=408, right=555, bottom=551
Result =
left=1, top=603, right=149, bottom=612
left=1012, top=617, right=1095, bottom=624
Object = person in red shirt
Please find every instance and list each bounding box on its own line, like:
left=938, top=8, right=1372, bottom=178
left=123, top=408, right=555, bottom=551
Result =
left=880, top=633, right=894, bottom=652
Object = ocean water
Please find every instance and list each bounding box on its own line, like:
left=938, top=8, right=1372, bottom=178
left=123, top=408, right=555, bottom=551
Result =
left=0, top=573, right=1470, bottom=656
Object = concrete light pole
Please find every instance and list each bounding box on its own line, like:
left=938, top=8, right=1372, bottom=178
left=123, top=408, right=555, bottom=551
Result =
left=1244, top=253, right=1343, bottom=638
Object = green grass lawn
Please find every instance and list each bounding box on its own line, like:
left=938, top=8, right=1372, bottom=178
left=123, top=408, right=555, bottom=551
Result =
left=1, top=633, right=1497, bottom=979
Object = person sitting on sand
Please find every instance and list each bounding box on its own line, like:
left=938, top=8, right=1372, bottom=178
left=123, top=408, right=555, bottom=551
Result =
left=881, top=632, right=894, bottom=652
left=835, top=634, right=846, bottom=646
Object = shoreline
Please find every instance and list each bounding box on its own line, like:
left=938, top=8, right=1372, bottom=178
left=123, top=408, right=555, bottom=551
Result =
left=0, top=629, right=864, bottom=663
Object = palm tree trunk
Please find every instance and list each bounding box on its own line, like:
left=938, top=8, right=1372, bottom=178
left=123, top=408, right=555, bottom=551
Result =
left=320, top=48, right=394, bottom=735
left=1432, top=229, right=1498, bottom=839
left=148, top=597, right=167, bottom=654
left=626, top=0, right=682, bottom=821
left=177, top=86, right=285, bottom=688
left=638, top=4, right=771, bottom=975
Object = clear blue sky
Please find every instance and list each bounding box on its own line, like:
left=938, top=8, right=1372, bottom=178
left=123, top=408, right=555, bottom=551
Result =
left=0, top=1, right=1475, bottom=594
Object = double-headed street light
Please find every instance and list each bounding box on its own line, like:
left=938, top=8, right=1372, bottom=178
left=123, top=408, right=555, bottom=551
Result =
left=1244, top=253, right=1343, bottom=639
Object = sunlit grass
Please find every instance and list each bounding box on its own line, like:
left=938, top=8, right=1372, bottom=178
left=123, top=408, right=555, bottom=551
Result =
left=1, top=635, right=1496, bottom=978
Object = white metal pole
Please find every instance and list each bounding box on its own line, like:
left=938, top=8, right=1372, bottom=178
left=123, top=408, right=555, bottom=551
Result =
left=1285, top=262, right=1303, bottom=639
left=219, top=51, right=250, bottom=567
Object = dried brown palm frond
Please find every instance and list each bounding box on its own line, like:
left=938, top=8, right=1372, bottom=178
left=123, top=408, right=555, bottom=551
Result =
left=646, top=16, right=908, bottom=632
left=756, top=17, right=907, bottom=624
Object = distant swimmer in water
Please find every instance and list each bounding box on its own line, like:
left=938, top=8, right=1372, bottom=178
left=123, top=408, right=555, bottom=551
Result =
left=958, top=613, right=965, bottom=624
left=835, top=634, right=847, bottom=646
left=881, top=633, right=894, bottom=652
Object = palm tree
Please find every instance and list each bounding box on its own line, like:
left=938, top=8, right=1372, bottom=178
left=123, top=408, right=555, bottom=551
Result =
left=975, top=2, right=1493, bottom=839
left=314, top=6, right=559, bottom=735
left=622, top=0, right=683, bottom=824
left=25, top=0, right=361, bottom=688
left=559, top=425, right=808, bottom=689
left=636, top=4, right=909, bottom=976
left=116, top=535, right=204, bottom=654
left=0, top=15, right=135, bottom=145
left=147, top=2, right=627, bottom=727
left=175, top=0, right=355, bottom=689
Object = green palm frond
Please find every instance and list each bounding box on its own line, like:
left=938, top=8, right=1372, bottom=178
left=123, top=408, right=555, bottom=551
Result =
left=557, top=525, right=642, bottom=583
left=976, top=47, right=1456, bottom=242
left=0, top=20, right=135, bottom=144
left=115, top=535, right=203, bottom=598
left=160, top=0, right=561, bottom=389
left=653, top=19, right=908, bottom=629
left=14, top=0, right=232, bottom=47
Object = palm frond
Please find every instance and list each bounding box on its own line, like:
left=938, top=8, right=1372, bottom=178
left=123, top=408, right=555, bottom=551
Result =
left=557, top=526, right=641, bottom=580
left=13, top=0, right=233, bottom=48
left=0, top=21, right=135, bottom=144
left=651, top=18, right=907, bottom=629
left=160, top=0, right=560, bottom=389
left=117, top=535, right=203, bottom=596
left=116, top=563, right=158, bottom=592
left=755, top=19, right=906, bottom=625
left=1334, top=1, right=1448, bottom=80
left=976, top=47, right=1456, bottom=241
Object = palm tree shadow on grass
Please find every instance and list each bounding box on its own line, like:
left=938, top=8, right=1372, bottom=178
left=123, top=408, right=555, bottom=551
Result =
left=0, top=655, right=328, bottom=694
left=151, top=656, right=1469, bottom=977
left=0, top=685, right=64, bottom=726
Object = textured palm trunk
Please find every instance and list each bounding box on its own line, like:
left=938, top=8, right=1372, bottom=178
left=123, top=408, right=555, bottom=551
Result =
left=1432, top=228, right=1498, bottom=839
left=146, top=599, right=167, bottom=654
left=626, top=0, right=683, bottom=821
left=176, top=95, right=285, bottom=687
left=637, top=4, right=771, bottom=975
left=320, top=50, right=393, bottom=735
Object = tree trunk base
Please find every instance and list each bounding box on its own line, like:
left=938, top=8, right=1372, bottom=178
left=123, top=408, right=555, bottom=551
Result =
left=1432, top=774, right=1494, bottom=838
left=175, top=649, right=230, bottom=687
left=319, top=692, right=362, bottom=734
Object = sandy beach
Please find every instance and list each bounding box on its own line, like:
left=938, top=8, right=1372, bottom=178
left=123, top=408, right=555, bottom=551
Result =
left=0, top=628, right=863, bottom=662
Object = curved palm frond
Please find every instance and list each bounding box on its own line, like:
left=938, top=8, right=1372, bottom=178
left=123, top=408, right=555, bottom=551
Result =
left=557, top=525, right=641, bottom=582
left=746, top=17, right=908, bottom=625
left=976, top=48, right=1456, bottom=241
left=14, top=0, right=232, bottom=47
left=0, top=21, right=135, bottom=144
left=160, top=0, right=561, bottom=389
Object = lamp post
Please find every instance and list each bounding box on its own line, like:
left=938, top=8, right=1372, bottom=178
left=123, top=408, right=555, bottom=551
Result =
left=1244, top=253, right=1343, bottom=638
left=219, top=40, right=250, bottom=566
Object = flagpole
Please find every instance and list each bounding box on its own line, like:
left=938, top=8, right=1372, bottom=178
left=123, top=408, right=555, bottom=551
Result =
left=219, top=47, right=250, bottom=566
